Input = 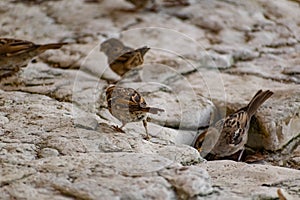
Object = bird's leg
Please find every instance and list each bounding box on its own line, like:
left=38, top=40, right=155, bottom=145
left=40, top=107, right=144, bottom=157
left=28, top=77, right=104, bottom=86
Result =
left=237, top=148, right=245, bottom=162
left=142, top=119, right=150, bottom=140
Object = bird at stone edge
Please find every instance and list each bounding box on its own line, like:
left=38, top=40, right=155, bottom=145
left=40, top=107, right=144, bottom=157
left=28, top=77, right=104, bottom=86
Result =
left=106, top=85, right=164, bottom=140
left=193, top=90, right=273, bottom=161
left=0, top=38, right=67, bottom=80
left=100, top=38, right=150, bottom=77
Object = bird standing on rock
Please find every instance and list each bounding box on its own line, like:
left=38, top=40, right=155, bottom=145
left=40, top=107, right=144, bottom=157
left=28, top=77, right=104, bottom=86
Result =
left=100, top=38, right=150, bottom=77
left=106, top=85, right=164, bottom=140
left=0, top=38, right=67, bottom=80
left=194, top=90, right=273, bottom=161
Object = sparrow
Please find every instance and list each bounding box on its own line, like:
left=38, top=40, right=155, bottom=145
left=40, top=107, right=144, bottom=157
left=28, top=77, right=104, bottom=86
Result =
left=100, top=38, right=150, bottom=77
left=0, top=38, right=67, bottom=79
left=106, top=85, right=164, bottom=139
left=194, top=90, right=273, bottom=161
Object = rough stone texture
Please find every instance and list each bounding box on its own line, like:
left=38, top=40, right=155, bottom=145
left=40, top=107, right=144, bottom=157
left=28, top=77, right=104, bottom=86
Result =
left=0, top=152, right=212, bottom=200
left=0, top=0, right=300, bottom=199
left=198, top=160, right=300, bottom=200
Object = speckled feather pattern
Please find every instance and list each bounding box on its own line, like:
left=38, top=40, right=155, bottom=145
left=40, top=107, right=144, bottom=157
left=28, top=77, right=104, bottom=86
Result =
left=105, top=85, right=164, bottom=138
left=100, top=38, right=150, bottom=76
left=194, top=90, right=273, bottom=158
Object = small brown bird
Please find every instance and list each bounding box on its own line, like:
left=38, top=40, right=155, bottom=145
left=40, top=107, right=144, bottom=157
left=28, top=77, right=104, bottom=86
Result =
left=0, top=38, right=67, bottom=79
left=106, top=85, right=164, bottom=139
left=194, top=90, right=273, bottom=161
left=100, top=38, right=150, bottom=77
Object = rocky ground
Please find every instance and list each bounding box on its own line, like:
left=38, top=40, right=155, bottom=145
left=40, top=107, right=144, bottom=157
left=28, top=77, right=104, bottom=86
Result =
left=0, top=0, right=300, bottom=199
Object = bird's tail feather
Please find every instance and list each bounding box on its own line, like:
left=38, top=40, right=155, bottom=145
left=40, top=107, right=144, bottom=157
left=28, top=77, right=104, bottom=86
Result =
left=38, top=43, right=68, bottom=51
left=246, top=90, right=273, bottom=117
left=140, top=107, right=164, bottom=114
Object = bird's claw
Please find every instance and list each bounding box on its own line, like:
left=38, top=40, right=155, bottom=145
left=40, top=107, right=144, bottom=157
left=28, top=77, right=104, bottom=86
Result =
left=112, top=125, right=125, bottom=133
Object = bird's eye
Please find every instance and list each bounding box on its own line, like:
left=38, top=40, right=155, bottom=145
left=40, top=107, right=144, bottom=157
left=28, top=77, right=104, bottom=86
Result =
left=114, top=47, right=121, bottom=52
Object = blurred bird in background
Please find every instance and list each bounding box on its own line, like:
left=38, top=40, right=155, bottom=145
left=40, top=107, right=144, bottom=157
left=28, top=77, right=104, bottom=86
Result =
left=100, top=38, right=150, bottom=77
left=0, top=38, right=67, bottom=80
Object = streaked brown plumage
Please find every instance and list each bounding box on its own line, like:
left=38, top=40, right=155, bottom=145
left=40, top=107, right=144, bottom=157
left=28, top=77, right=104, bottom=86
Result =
left=0, top=38, right=67, bottom=79
left=100, top=38, right=150, bottom=77
left=106, top=85, right=164, bottom=139
left=194, top=90, right=273, bottom=161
